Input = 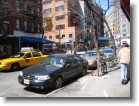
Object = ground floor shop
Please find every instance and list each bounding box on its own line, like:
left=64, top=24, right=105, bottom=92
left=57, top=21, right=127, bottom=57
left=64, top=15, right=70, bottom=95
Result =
left=0, top=36, right=19, bottom=59
left=0, top=36, right=54, bottom=59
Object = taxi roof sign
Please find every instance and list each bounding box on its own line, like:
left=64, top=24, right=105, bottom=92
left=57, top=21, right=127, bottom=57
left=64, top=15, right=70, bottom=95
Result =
left=21, top=47, right=34, bottom=52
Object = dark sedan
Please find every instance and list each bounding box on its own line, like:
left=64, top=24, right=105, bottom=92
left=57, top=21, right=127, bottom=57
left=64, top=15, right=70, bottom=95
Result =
left=18, top=54, right=88, bottom=89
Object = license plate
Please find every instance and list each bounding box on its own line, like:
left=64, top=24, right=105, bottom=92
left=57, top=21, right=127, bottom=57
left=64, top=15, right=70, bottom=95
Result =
left=24, top=79, right=30, bottom=85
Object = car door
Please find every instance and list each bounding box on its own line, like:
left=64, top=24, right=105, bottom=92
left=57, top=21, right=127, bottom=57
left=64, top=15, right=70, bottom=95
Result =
left=63, top=56, right=75, bottom=79
left=23, top=53, right=33, bottom=66
left=32, top=51, right=43, bottom=65
left=73, top=56, right=83, bottom=75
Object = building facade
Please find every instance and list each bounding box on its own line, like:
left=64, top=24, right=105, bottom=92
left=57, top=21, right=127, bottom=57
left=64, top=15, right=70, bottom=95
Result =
left=0, top=0, right=43, bottom=59
left=104, top=0, right=130, bottom=47
left=43, top=0, right=84, bottom=49
left=43, top=0, right=104, bottom=49
left=84, top=0, right=104, bottom=48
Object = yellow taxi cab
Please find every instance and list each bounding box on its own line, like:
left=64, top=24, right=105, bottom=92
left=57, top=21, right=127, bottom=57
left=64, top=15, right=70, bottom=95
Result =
left=0, top=49, right=47, bottom=71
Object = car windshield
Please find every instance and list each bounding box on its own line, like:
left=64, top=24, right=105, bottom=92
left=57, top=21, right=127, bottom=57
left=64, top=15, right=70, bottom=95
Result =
left=83, top=52, right=96, bottom=57
left=10, top=53, right=25, bottom=58
left=103, top=49, right=113, bottom=53
left=39, top=56, right=66, bottom=67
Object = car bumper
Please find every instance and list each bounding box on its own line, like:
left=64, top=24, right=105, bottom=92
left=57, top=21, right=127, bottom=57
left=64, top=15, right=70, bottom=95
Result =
left=88, top=61, right=97, bottom=68
left=18, top=75, right=54, bottom=89
left=0, top=65, right=10, bottom=71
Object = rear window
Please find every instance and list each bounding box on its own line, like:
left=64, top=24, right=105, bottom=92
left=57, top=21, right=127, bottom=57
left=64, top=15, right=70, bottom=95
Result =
left=103, top=49, right=113, bottom=53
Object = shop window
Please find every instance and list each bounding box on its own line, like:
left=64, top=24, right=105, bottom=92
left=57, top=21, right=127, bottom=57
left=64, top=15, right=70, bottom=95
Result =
left=0, top=44, right=12, bottom=59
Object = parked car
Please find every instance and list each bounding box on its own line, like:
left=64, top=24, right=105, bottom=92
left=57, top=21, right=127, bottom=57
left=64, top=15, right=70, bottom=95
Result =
left=0, top=51, right=47, bottom=71
left=82, top=51, right=97, bottom=68
left=18, top=54, right=88, bottom=89
left=43, top=48, right=66, bottom=55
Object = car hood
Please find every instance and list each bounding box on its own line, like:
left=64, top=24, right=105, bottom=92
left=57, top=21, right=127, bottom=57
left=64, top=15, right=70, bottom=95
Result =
left=22, top=64, right=62, bottom=76
left=84, top=56, right=96, bottom=60
left=0, top=58, right=22, bottom=63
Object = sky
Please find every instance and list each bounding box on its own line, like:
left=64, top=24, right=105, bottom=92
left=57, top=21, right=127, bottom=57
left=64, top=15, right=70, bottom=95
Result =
left=92, top=0, right=114, bottom=16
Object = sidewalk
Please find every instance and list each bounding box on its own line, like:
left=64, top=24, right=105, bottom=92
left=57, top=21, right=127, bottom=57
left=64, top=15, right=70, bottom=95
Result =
left=46, top=64, right=130, bottom=97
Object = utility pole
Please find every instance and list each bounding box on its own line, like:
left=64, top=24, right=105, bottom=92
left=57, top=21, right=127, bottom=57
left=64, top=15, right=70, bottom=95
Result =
left=58, top=25, right=61, bottom=48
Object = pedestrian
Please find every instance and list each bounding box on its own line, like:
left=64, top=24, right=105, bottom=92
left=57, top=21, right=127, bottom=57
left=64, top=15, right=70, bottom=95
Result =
left=118, top=43, right=130, bottom=85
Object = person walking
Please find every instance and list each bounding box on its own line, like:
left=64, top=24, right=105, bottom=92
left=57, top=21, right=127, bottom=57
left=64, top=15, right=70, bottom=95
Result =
left=118, top=43, right=130, bottom=85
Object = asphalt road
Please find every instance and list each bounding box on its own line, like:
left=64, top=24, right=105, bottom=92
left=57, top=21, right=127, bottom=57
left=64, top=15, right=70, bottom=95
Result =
left=0, top=65, right=130, bottom=97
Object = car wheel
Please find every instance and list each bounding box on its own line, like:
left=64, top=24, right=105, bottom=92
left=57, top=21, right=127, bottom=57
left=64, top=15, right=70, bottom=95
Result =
left=53, top=76, right=63, bottom=89
left=82, top=68, right=87, bottom=76
left=11, top=63, right=20, bottom=71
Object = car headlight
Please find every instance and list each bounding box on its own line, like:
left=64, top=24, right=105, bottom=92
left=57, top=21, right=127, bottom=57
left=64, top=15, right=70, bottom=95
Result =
left=1, top=62, right=9, bottom=66
left=36, top=75, right=50, bottom=81
left=19, top=71, right=23, bottom=76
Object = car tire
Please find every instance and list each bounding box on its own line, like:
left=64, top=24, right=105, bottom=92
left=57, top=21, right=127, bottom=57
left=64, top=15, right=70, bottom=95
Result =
left=53, top=76, right=63, bottom=89
left=82, top=68, right=87, bottom=76
left=11, top=63, right=20, bottom=71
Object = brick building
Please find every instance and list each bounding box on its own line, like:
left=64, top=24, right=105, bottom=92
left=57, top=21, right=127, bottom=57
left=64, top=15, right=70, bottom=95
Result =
left=43, top=0, right=104, bottom=50
left=43, top=0, right=84, bottom=50
left=0, top=0, right=43, bottom=59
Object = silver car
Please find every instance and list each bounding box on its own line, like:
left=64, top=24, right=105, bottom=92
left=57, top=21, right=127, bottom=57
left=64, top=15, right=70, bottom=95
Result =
left=82, top=51, right=97, bottom=68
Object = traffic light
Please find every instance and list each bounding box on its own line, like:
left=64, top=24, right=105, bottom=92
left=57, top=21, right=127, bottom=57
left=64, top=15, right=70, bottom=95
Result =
left=56, top=35, right=60, bottom=39
left=114, top=26, right=119, bottom=31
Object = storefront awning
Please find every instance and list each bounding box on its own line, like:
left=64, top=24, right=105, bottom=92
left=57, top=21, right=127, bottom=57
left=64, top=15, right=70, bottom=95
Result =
left=20, top=36, right=54, bottom=44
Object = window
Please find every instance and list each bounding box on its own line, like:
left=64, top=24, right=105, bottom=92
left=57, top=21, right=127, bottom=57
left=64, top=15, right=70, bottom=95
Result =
left=16, top=19, right=20, bottom=29
left=55, top=0, right=63, bottom=2
left=73, top=56, right=82, bottom=64
left=55, top=5, right=64, bottom=12
left=16, top=0, right=20, bottom=10
left=49, top=36, right=52, bottom=39
left=55, top=15, right=65, bottom=21
left=3, top=23, right=9, bottom=35
left=122, top=24, right=126, bottom=28
left=44, top=36, right=47, bottom=39
left=123, top=34, right=126, bottom=37
left=69, top=34, right=72, bottom=38
left=24, top=21, right=28, bottom=31
left=56, top=24, right=65, bottom=30
left=44, top=8, right=52, bottom=14
left=38, top=23, right=41, bottom=33
left=24, top=53, right=32, bottom=58
left=122, top=29, right=126, bottom=32
left=32, top=52, right=41, bottom=57
left=43, top=0, right=51, bottom=4
left=31, top=22, right=35, bottom=32
left=37, top=8, right=41, bottom=16
left=62, top=34, right=65, bottom=38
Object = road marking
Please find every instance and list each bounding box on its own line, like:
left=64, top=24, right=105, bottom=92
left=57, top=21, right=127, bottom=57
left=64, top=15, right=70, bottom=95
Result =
left=103, top=89, right=109, bottom=97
